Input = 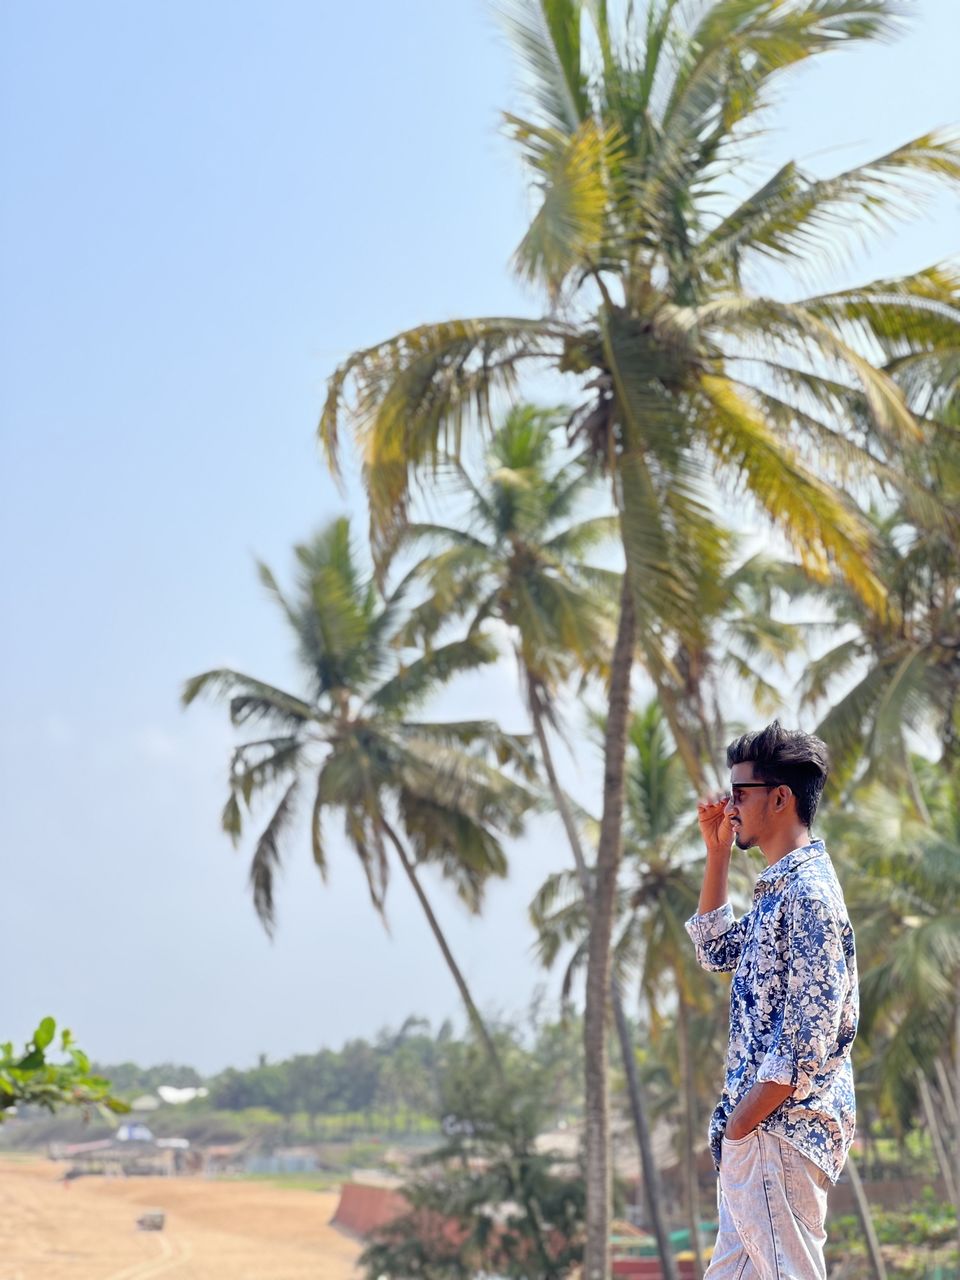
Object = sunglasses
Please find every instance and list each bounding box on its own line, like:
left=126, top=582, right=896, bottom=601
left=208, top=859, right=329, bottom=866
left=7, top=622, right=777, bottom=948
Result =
left=727, top=782, right=787, bottom=804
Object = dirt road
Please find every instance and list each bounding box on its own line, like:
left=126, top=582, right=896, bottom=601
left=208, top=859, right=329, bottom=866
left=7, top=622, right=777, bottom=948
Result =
left=0, top=1158, right=362, bottom=1279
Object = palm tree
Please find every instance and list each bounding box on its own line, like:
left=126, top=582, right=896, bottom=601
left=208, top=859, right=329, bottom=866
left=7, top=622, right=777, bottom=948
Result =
left=825, top=766, right=960, bottom=1255
left=404, top=454, right=802, bottom=1273
left=826, top=770, right=960, bottom=1135
left=778, top=330, right=960, bottom=804
left=532, top=703, right=756, bottom=1278
left=621, top=705, right=712, bottom=1279
left=318, top=7, right=960, bottom=1271
left=661, top=547, right=808, bottom=784
left=182, top=516, right=536, bottom=1075
left=362, top=1036, right=586, bottom=1280
left=395, top=404, right=691, bottom=1274
left=793, top=500, right=960, bottom=806
left=393, top=401, right=618, bottom=825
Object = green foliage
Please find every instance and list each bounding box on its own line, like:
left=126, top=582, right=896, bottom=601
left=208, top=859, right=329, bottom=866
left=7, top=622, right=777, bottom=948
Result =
left=530, top=701, right=734, bottom=1142
left=827, top=1188, right=958, bottom=1278
left=0, top=1019, right=127, bottom=1120
left=177, top=7, right=960, bottom=1261
left=2, top=1015, right=586, bottom=1152
left=790, top=495, right=960, bottom=796
left=319, top=2, right=960, bottom=672
left=183, top=515, right=537, bottom=935
left=317, top=0, right=960, bottom=813
left=396, top=403, right=618, bottom=697
left=361, top=1036, right=585, bottom=1280
left=90, top=1061, right=204, bottom=1094
left=825, top=768, right=960, bottom=1128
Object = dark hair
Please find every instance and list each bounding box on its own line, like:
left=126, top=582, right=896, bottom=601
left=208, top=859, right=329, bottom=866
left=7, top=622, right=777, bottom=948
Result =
left=726, top=720, right=830, bottom=828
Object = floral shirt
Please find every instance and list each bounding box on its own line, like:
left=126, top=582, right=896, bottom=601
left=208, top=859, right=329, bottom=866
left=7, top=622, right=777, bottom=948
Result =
left=685, top=840, right=858, bottom=1184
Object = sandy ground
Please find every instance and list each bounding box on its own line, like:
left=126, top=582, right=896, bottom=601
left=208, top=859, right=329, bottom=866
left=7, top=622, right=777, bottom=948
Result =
left=0, top=1158, right=362, bottom=1280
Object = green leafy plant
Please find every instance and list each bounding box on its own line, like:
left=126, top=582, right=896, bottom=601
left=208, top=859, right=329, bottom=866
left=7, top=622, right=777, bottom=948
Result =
left=0, top=1018, right=128, bottom=1119
left=362, top=1037, right=585, bottom=1280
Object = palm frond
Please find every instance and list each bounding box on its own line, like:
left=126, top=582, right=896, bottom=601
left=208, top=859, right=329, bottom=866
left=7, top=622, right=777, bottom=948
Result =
left=221, top=791, right=243, bottom=845
left=722, top=652, right=786, bottom=715
left=397, top=791, right=509, bottom=914
left=501, top=0, right=590, bottom=133
left=395, top=734, right=536, bottom=834
left=639, top=1, right=897, bottom=244
left=604, top=313, right=705, bottom=622
left=345, top=807, right=391, bottom=918
left=181, top=669, right=317, bottom=729
left=391, top=543, right=492, bottom=646
left=249, top=778, right=301, bottom=935
left=804, top=261, right=960, bottom=359
left=399, top=522, right=493, bottom=553
left=541, top=513, right=621, bottom=556
left=511, top=569, right=614, bottom=682
left=698, top=374, right=885, bottom=609
left=865, top=646, right=937, bottom=763
left=255, top=560, right=299, bottom=628
left=734, top=382, right=905, bottom=497
left=510, top=115, right=626, bottom=299
left=698, top=137, right=960, bottom=283
left=815, top=658, right=900, bottom=788
left=697, top=296, right=921, bottom=449
left=292, top=527, right=379, bottom=689
left=369, top=634, right=501, bottom=717
left=319, top=317, right=570, bottom=552
left=230, top=735, right=303, bottom=807
left=310, top=771, right=327, bottom=881
left=529, top=867, right=591, bottom=970
left=797, top=636, right=867, bottom=708
left=403, top=719, right=538, bottom=780
left=722, top=550, right=814, bottom=601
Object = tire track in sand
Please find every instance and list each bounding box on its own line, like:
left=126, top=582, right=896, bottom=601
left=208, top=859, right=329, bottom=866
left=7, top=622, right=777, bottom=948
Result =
left=104, top=1231, right=193, bottom=1280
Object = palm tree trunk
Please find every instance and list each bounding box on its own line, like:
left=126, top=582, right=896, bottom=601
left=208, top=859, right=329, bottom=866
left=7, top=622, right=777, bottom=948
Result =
left=917, top=1069, right=959, bottom=1204
left=650, top=670, right=709, bottom=793
left=676, top=990, right=705, bottom=1280
left=382, top=817, right=559, bottom=1276
left=528, top=686, right=592, bottom=890
left=905, top=753, right=931, bottom=824
left=380, top=817, right=504, bottom=1082
left=934, top=1050, right=960, bottom=1253
left=529, top=683, right=679, bottom=1280
left=846, top=1153, right=888, bottom=1280
left=863, top=1103, right=875, bottom=1181
left=934, top=1057, right=959, bottom=1132
left=612, top=979, right=680, bottom=1280
left=584, top=574, right=635, bottom=1280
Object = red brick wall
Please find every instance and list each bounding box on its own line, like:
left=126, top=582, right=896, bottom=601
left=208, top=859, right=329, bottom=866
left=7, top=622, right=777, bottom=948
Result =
left=332, top=1182, right=409, bottom=1237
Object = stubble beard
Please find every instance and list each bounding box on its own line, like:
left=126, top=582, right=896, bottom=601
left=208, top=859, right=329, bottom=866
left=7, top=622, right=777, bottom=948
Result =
left=734, top=833, right=754, bottom=851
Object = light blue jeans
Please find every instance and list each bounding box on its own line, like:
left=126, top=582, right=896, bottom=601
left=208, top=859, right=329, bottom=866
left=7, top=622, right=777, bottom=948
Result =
left=704, top=1129, right=831, bottom=1280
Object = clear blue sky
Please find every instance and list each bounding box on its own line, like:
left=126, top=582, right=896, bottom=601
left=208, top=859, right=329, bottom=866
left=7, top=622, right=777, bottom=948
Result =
left=2, top=1, right=957, bottom=1074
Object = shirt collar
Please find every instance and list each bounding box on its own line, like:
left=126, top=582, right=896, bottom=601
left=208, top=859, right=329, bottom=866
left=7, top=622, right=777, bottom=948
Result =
left=754, top=839, right=826, bottom=896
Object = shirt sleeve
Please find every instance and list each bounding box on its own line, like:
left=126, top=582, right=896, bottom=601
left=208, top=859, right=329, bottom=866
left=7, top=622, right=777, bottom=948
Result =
left=684, top=903, right=749, bottom=973
left=755, top=894, right=852, bottom=1099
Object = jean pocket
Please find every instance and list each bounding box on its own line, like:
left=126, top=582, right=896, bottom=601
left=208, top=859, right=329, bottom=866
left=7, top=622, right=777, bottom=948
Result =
left=722, top=1130, right=757, bottom=1148
left=779, top=1139, right=828, bottom=1231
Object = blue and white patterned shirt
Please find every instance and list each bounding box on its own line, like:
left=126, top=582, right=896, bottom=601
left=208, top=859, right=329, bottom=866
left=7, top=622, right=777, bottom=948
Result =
left=685, top=840, right=858, bottom=1184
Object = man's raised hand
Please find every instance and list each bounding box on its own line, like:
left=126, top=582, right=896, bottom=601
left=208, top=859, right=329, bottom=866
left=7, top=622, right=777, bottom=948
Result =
left=698, top=794, right=734, bottom=854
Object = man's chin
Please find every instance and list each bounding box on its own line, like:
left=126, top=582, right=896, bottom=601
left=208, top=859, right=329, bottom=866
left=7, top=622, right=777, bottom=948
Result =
left=734, top=834, right=755, bottom=850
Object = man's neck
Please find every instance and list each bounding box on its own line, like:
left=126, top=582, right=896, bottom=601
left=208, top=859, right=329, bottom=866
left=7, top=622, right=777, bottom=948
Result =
left=760, top=826, right=813, bottom=866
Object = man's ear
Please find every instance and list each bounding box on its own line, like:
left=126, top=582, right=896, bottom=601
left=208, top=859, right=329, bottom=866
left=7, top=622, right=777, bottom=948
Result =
left=775, top=785, right=792, bottom=812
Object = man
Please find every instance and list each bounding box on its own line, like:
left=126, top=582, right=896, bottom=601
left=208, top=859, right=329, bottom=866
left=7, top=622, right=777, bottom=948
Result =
left=685, top=721, right=858, bottom=1280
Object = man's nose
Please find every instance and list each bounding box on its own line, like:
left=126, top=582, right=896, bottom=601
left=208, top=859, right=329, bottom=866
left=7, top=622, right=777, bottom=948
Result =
left=723, top=794, right=736, bottom=815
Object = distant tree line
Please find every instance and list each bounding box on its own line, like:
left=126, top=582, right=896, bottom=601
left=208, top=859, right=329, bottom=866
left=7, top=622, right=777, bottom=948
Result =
left=91, top=1009, right=586, bottom=1133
